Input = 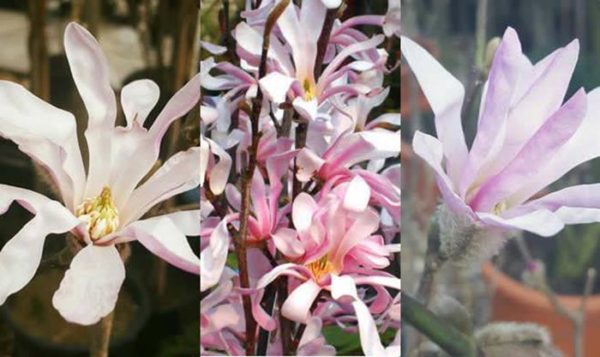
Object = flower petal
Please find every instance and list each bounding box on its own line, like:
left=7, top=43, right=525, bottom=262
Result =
left=272, top=228, right=305, bottom=259
left=149, top=73, right=200, bottom=148
left=282, top=279, right=322, bottom=323
left=123, top=146, right=200, bottom=224
left=116, top=211, right=200, bottom=274
left=401, top=36, right=468, bottom=182
left=471, top=89, right=587, bottom=211
left=121, top=79, right=160, bottom=127
left=412, top=131, right=474, bottom=219
left=477, top=209, right=564, bottom=237
left=0, top=81, right=85, bottom=209
left=52, top=245, right=125, bottom=325
left=343, top=175, right=371, bottom=212
left=0, top=200, right=80, bottom=304
left=200, top=215, right=232, bottom=292
left=259, top=72, right=296, bottom=104
left=292, top=192, right=318, bottom=232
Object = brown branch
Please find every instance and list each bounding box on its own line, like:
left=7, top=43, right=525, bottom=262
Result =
left=314, top=8, right=338, bottom=79
left=89, top=312, right=114, bottom=357
left=235, top=2, right=290, bottom=354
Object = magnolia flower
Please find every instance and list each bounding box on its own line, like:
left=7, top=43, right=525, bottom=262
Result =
left=252, top=177, right=400, bottom=355
left=402, top=28, right=600, bottom=257
left=233, top=0, right=386, bottom=120
left=0, top=22, right=200, bottom=325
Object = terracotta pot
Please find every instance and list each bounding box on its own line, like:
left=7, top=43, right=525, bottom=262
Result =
left=482, top=263, right=600, bottom=356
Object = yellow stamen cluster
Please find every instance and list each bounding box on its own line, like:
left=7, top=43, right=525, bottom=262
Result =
left=306, top=255, right=334, bottom=282
left=493, top=200, right=507, bottom=215
left=303, top=78, right=316, bottom=101
left=75, top=187, right=120, bottom=241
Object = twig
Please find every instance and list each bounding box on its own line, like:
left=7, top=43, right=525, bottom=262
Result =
left=314, top=7, right=338, bottom=79
left=403, top=293, right=477, bottom=357
left=516, top=236, right=596, bottom=357
left=89, top=312, right=114, bottom=357
left=236, top=2, right=290, bottom=354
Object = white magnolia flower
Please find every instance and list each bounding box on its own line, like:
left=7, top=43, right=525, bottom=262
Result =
left=0, top=23, right=200, bottom=325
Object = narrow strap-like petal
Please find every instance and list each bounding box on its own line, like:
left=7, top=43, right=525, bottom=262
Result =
left=401, top=36, right=468, bottom=182
left=0, top=200, right=80, bottom=304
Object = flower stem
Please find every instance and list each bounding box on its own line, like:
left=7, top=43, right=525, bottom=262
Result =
left=236, top=2, right=290, bottom=354
left=89, top=312, right=114, bottom=357
left=402, top=292, right=477, bottom=356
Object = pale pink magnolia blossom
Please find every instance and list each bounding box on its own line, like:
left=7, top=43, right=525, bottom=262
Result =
left=402, top=28, right=600, bottom=248
left=0, top=23, right=200, bottom=325
left=251, top=177, right=400, bottom=351
left=201, top=149, right=297, bottom=292
left=296, top=130, right=401, bottom=225
left=233, top=0, right=386, bottom=120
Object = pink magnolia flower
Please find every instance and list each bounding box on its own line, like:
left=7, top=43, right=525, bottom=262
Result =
left=232, top=0, right=386, bottom=120
left=252, top=177, right=400, bottom=355
left=402, top=28, right=600, bottom=252
left=0, top=23, right=200, bottom=325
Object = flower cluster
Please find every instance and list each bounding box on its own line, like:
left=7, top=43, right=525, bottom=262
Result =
left=200, top=0, right=400, bottom=355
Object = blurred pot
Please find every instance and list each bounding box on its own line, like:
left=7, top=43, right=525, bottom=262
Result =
left=482, top=263, right=600, bottom=356
left=2, top=269, right=150, bottom=357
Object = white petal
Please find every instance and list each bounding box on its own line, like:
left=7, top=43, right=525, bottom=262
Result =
left=123, top=146, right=200, bottom=224
left=52, top=245, right=125, bottom=325
left=121, top=79, right=160, bottom=127
left=117, top=211, right=199, bottom=274
left=0, top=81, right=85, bottom=209
left=0, top=200, right=80, bottom=304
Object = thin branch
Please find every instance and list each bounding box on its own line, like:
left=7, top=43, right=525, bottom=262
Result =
left=236, top=2, right=290, bottom=354
left=313, top=7, right=338, bottom=79
left=89, top=312, right=114, bottom=357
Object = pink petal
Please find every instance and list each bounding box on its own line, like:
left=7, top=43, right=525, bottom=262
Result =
left=200, top=215, right=233, bottom=292
left=52, top=245, right=125, bottom=325
left=471, top=89, right=587, bottom=211
left=401, top=36, right=468, bottom=182
left=120, top=79, right=160, bottom=127
left=412, top=131, right=475, bottom=219
left=296, top=148, right=325, bottom=182
left=507, top=88, right=600, bottom=204
left=272, top=228, right=305, bottom=258
left=149, top=73, right=200, bottom=149
left=282, top=279, right=322, bottom=323
left=330, top=209, right=379, bottom=269
left=517, top=184, right=600, bottom=225
left=477, top=210, right=563, bottom=237
left=0, top=200, right=80, bottom=304
left=460, top=28, right=525, bottom=195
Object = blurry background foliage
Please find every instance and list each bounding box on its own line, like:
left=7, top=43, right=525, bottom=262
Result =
left=0, top=0, right=200, bottom=356
left=402, top=0, right=600, bottom=292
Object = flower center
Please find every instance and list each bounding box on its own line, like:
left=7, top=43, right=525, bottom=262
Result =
left=306, top=255, right=334, bottom=282
left=493, top=200, right=507, bottom=215
left=75, top=187, right=120, bottom=241
left=303, top=78, right=316, bottom=101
